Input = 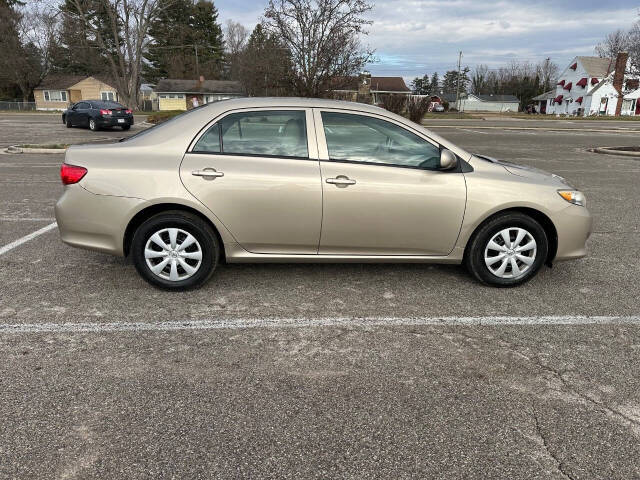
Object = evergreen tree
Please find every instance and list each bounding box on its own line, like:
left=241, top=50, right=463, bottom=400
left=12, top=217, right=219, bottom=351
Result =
left=145, top=0, right=224, bottom=81
left=430, top=72, right=440, bottom=95
left=52, top=0, right=121, bottom=76
left=441, top=67, right=469, bottom=94
left=239, top=23, right=293, bottom=96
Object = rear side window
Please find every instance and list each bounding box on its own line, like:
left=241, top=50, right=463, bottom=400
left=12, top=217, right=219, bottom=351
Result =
left=222, top=110, right=308, bottom=158
left=193, top=123, right=221, bottom=153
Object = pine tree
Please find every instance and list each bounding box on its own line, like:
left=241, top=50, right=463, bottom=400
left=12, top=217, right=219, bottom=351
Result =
left=52, top=0, right=120, bottom=76
left=145, top=0, right=224, bottom=82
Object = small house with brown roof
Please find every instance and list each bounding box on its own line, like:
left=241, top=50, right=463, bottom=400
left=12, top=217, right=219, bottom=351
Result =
left=154, top=77, right=244, bottom=111
left=331, top=72, right=411, bottom=104
left=34, top=75, right=120, bottom=110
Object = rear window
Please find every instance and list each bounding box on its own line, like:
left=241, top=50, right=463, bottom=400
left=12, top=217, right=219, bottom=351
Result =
left=94, top=101, right=125, bottom=109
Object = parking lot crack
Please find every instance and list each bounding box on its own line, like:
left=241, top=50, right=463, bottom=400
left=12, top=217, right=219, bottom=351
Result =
left=531, top=403, right=577, bottom=480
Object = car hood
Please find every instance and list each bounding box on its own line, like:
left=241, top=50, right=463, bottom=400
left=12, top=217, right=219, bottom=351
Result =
left=473, top=154, right=573, bottom=187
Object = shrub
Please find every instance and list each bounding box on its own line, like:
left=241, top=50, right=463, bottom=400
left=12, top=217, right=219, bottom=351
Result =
left=379, top=94, right=408, bottom=115
left=406, top=97, right=431, bottom=123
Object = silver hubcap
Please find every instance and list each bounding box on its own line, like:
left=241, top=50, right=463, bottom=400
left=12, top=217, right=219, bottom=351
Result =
left=144, top=228, right=203, bottom=282
left=484, top=227, right=537, bottom=279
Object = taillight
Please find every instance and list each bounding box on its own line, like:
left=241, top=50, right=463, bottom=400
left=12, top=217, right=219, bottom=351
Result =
left=60, top=164, right=87, bottom=185
left=125, top=109, right=132, bottom=114
left=100, top=109, right=112, bottom=115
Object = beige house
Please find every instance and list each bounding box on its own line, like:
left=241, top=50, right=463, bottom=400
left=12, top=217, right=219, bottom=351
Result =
left=154, top=78, right=244, bottom=111
left=34, top=75, right=120, bottom=110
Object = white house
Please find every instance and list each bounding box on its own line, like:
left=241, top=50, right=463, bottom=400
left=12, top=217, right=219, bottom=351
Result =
left=458, top=94, right=520, bottom=112
left=545, top=54, right=639, bottom=116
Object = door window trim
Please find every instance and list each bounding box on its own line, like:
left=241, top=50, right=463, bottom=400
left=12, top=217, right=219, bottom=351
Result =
left=187, top=107, right=319, bottom=161
left=313, top=108, right=449, bottom=171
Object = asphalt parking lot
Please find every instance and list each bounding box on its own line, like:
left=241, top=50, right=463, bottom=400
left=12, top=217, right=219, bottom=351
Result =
left=1, top=112, right=639, bottom=478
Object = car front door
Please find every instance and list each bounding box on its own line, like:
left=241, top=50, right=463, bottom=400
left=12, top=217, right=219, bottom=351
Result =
left=315, top=109, right=467, bottom=256
left=75, top=102, right=89, bottom=126
left=180, top=108, right=322, bottom=254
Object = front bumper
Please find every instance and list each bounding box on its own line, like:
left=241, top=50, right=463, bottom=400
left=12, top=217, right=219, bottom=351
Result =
left=55, top=184, right=144, bottom=256
left=553, top=204, right=592, bottom=261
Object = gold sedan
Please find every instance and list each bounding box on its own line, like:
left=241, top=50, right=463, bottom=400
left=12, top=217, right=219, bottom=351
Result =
left=55, top=98, right=591, bottom=289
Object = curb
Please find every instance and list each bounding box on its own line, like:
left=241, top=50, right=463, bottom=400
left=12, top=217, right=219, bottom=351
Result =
left=590, top=146, right=640, bottom=157
left=3, top=145, right=67, bottom=154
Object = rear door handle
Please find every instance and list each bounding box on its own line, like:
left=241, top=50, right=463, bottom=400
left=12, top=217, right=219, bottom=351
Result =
left=192, top=168, right=224, bottom=179
left=326, top=176, right=356, bottom=187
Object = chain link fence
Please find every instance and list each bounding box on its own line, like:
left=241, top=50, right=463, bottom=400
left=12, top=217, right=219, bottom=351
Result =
left=0, top=101, right=36, bottom=111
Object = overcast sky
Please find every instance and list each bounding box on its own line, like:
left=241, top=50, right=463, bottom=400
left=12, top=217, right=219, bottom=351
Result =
left=215, top=0, right=639, bottom=79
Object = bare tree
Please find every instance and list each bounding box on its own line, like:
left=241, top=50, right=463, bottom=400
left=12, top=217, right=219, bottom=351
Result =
left=627, top=17, right=640, bottom=73
left=263, top=0, right=374, bottom=97
left=536, top=57, right=558, bottom=92
left=595, top=29, right=630, bottom=59
left=65, top=0, right=169, bottom=108
left=471, top=64, right=488, bottom=94
left=224, top=19, right=248, bottom=56
left=0, top=0, right=59, bottom=101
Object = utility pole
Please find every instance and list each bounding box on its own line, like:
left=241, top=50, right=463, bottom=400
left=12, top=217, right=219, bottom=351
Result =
left=194, top=44, right=199, bottom=77
left=455, top=51, right=463, bottom=112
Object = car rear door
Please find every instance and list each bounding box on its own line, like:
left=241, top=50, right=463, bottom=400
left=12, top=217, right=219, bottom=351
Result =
left=315, top=109, right=467, bottom=256
left=180, top=108, right=322, bottom=254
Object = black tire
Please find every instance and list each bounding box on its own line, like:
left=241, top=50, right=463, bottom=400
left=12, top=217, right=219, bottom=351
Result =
left=89, top=118, right=99, bottom=131
left=121, top=125, right=131, bottom=131
left=65, top=116, right=72, bottom=128
left=132, top=211, right=219, bottom=290
left=464, top=212, right=548, bottom=287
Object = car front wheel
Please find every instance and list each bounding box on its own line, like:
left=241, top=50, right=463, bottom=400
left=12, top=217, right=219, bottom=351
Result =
left=465, top=212, right=548, bottom=287
left=131, top=211, right=219, bottom=290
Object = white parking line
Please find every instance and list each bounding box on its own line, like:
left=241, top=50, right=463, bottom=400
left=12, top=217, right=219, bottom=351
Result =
left=1, top=316, right=639, bottom=333
left=0, top=222, right=57, bottom=256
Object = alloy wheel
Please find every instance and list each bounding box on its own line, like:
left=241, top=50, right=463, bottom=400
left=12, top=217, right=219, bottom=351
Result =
left=484, top=227, right=537, bottom=279
left=144, top=228, right=203, bottom=282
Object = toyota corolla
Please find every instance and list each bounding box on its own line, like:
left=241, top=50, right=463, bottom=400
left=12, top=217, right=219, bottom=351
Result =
left=55, top=98, right=591, bottom=290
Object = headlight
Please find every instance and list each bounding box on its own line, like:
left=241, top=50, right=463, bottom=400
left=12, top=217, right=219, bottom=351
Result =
left=558, top=190, right=586, bottom=207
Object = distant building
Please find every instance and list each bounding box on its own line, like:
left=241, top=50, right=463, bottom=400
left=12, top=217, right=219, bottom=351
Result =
left=458, top=94, right=520, bottom=112
left=154, top=77, right=244, bottom=111
left=543, top=54, right=639, bottom=116
left=34, top=75, right=119, bottom=110
left=430, top=93, right=520, bottom=112
left=331, top=73, right=411, bottom=104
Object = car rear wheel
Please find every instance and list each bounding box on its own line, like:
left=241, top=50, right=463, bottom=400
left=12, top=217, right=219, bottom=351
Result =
left=89, top=118, right=99, bottom=131
left=131, top=211, right=219, bottom=290
left=464, top=212, right=548, bottom=287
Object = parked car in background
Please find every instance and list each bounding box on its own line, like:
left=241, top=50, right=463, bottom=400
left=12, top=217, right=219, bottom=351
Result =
left=55, top=98, right=591, bottom=290
left=62, top=100, right=133, bottom=131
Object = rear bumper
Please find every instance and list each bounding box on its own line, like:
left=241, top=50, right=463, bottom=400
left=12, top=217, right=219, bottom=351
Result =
left=97, top=116, right=134, bottom=127
left=553, top=204, right=592, bottom=261
left=55, top=184, right=144, bottom=256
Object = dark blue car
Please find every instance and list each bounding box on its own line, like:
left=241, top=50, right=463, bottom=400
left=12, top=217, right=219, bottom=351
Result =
left=62, top=100, right=134, bottom=131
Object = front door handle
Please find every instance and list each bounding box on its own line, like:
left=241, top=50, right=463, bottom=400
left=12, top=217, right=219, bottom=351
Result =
left=192, top=168, right=224, bottom=179
left=326, top=175, right=356, bottom=187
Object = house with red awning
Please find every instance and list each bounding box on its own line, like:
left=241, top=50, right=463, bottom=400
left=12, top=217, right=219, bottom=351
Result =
left=544, top=54, right=639, bottom=116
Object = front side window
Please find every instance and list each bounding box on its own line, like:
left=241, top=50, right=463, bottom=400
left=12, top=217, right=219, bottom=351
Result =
left=218, top=110, right=308, bottom=158
left=321, top=112, right=441, bottom=170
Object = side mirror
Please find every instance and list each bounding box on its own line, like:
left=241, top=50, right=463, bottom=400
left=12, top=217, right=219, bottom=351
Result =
left=439, top=149, right=458, bottom=170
